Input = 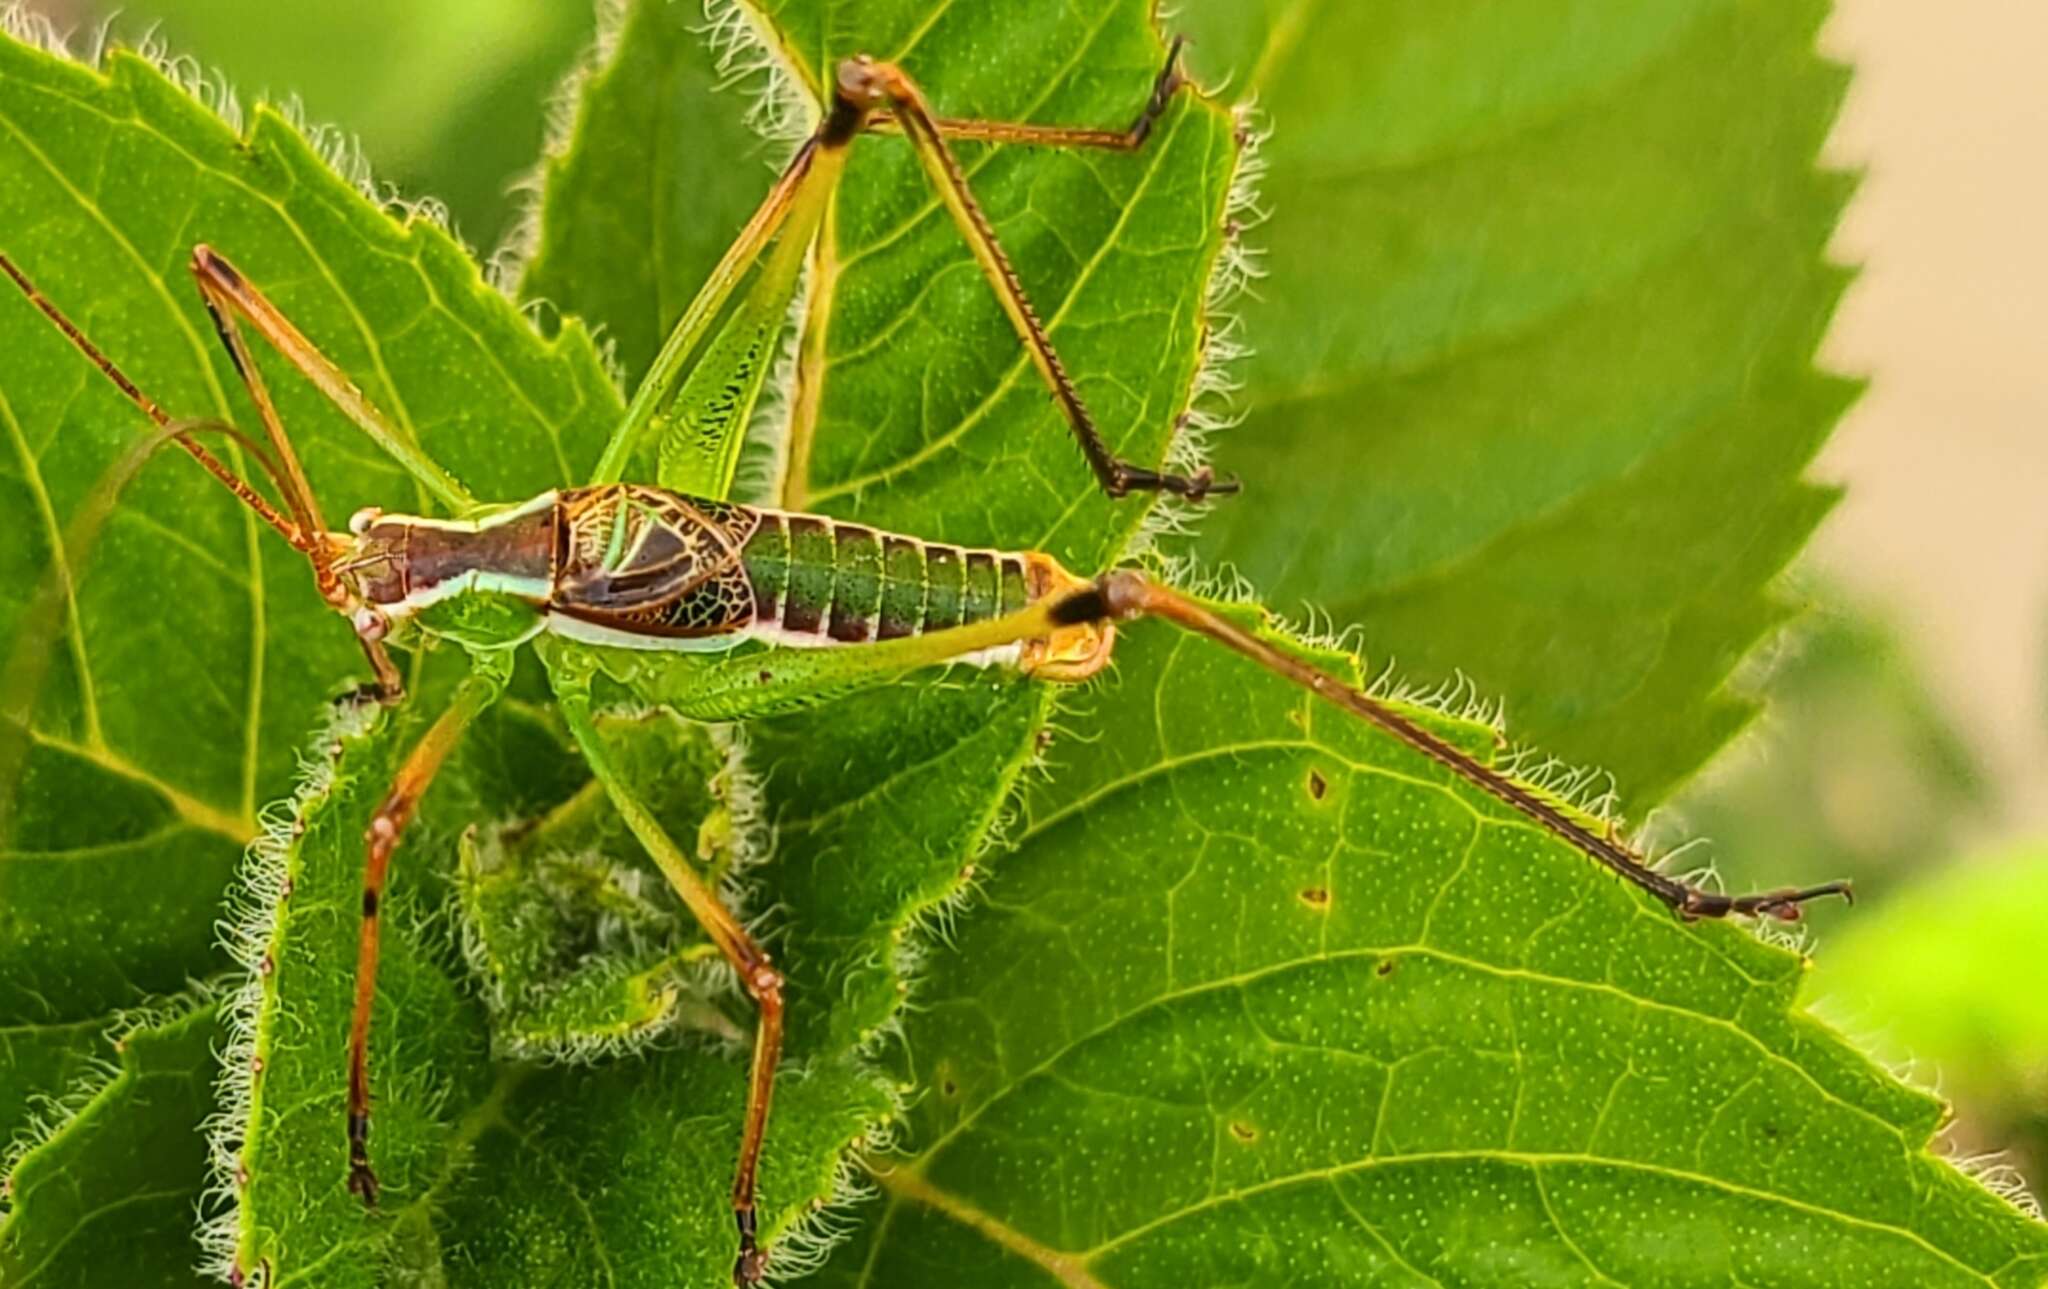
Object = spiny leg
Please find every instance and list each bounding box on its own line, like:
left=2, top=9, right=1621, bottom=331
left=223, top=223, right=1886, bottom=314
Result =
left=186, top=245, right=460, bottom=698
left=187, top=245, right=476, bottom=514
left=836, top=40, right=1233, bottom=501
left=551, top=676, right=784, bottom=1286
left=660, top=563, right=1848, bottom=923
left=1053, top=572, right=1853, bottom=922
left=593, top=36, right=1223, bottom=504
left=345, top=669, right=502, bottom=1205
left=866, top=34, right=1189, bottom=152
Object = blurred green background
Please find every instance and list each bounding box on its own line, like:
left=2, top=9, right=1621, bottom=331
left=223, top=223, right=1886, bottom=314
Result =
left=31, top=0, right=590, bottom=251
left=28, top=0, right=2046, bottom=1202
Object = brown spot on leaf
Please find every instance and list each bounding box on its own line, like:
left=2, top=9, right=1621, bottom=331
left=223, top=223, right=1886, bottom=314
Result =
left=1306, top=768, right=1328, bottom=800
left=1375, top=959, right=1395, bottom=977
left=1228, top=1120, right=1258, bottom=1144
left=1299, top=886, right=1331, bottom=909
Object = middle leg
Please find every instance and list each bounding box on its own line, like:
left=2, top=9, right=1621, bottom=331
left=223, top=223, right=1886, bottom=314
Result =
left=345, top=664, right=505, bottom=1204
left=835, top=40, right=1233, bottom=501
left=551, top=675, right=784, bottom=1287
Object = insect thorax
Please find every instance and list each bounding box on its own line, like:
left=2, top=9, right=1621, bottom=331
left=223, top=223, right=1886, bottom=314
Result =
left=551, top=485, right=762, bottom=639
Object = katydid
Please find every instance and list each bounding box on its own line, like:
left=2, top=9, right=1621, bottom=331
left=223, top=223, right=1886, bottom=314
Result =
left=0, top=39, right=1850, bottom=1287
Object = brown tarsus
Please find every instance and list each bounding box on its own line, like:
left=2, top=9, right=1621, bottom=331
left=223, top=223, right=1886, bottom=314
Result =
left=1054, top=569, right=1854, bottom=924
left=835, top=33, right=1235, bottom=504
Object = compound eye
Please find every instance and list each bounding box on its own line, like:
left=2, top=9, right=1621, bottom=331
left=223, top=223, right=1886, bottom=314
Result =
left=836, top=55, right=885, bottom=107
left=348, top=507, right=384, bottom=536
left=351, top=606, right=390, bottom=643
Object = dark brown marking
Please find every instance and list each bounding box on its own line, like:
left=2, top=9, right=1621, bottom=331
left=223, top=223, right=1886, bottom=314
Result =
left=197, top=245, right=246, bottom=289
left=1306, top=768, right=1328, bottom=801
left=1299, top=886, right=1330, bottom=909
left=1049, top=584, right=1109, bottom=626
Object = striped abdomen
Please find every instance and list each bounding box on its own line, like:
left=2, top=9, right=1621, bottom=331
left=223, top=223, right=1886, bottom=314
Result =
left=349, top=485, right=1088, bottom=662
left=740, top=509, right=1038, bottom=645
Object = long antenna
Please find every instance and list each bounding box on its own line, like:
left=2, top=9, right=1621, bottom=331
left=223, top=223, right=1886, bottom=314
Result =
left=0, top=250, right=308, bottom=549
left=1061, top=571, right=1853, bottom=922
left=0, top=415, right=278, bottom=845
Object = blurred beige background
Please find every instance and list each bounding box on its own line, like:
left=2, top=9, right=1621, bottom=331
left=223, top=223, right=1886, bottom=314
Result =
left=1818, top=3, right=2047, bottom=841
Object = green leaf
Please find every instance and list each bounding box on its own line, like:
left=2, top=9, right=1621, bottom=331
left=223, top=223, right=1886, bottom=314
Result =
left=0, top=733, right=242, bottom=1151
left=214, top=663, right=890, bottom=1287
left=0, top=20, right=616, bottom=1251
left=819, top=612, right=2048, bottom=1286
left=1, top=993, right=220, bottom=1286
left=1173, top=0, right=1857, bottom=809
left=5, top=4, right=2045, bottom=1287
left=455, top=708, right=735, bottom=1053
left=64, top=0, right=592, bottom=246
left=2, top=2, right=1235, bottom=1278
left=515, top=0, right=781, bottom=388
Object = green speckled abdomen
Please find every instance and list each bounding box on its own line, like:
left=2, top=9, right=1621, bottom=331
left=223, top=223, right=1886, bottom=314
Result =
left=740, top=507, right=1035, bottom=644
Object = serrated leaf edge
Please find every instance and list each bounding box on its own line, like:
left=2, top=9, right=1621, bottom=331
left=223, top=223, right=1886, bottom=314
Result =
left=0, top=982, right=221, bottom=1206
left=1120, top=96, right=1271, bottom=567
left=198, top=697, right=381, bottom=1284
left=0, top=2, right=466, bottom=251
left=490, top=0, right=817, bottom=308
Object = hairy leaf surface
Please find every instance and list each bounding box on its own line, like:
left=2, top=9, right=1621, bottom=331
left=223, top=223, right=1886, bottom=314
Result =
left=820, top=617, right=2048, bottom=1286
left=0, top=23, right=617, bottom=1222
left=0, top=995, right=219, bottom=1286
left=0, top=0, right=1235, bottom=1279
left=2, top=3, right=2044, bottom=1287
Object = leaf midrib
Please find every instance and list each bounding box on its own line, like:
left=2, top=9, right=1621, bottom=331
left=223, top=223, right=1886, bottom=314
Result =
left=908, top=942, right=1905, bottom=1197
left=882, top=1143, right=2000, bottom=1287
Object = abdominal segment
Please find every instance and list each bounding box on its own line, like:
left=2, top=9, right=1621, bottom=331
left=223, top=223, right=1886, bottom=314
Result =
left=539, top=485, right=1040, bottom=655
